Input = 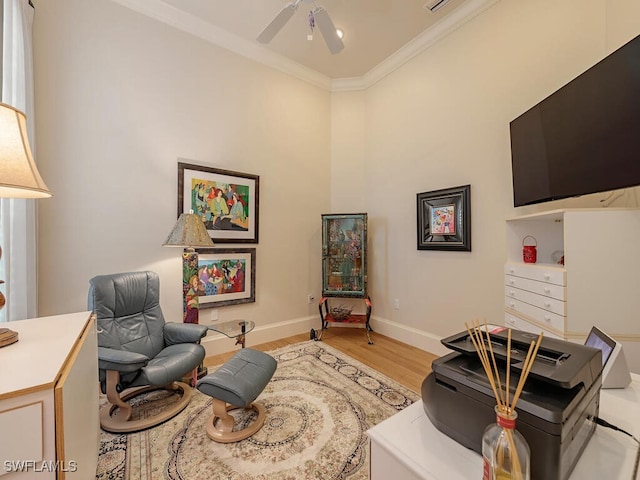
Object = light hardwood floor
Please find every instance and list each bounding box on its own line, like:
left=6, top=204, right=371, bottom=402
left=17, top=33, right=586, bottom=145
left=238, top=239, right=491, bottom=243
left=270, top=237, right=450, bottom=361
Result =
left=204, top=326, right=439, bottom=393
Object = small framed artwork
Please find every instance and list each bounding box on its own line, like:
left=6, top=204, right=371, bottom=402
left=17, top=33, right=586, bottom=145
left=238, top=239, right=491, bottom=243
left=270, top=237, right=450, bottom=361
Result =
left=195, top=248, right=256, bottom=308
left=417, top=184, right=471, bottom=251
left=178, top=161, right=259, bottom=243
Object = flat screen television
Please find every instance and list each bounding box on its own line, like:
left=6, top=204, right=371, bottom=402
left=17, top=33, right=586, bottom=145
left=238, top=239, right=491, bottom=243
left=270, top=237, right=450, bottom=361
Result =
left=510, top=34, right=640, bottom=207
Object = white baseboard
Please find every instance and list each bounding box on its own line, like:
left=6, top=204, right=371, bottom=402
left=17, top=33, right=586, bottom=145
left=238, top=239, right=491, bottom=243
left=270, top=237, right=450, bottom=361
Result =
left=201, top=314, right=449, bottom=359
left=369, top=317, right=450, bottom=357
left=202, top=315, right=640, bottom=375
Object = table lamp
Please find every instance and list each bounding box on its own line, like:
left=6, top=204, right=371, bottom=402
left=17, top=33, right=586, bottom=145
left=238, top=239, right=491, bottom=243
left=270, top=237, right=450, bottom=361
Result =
left=0, top=102, right=52, bottom=348
left=163, top=210, right=214, bottom=324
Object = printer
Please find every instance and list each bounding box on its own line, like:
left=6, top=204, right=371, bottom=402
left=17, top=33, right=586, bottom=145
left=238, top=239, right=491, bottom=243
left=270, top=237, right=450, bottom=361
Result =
left=422, top=328, right=603, bottom=480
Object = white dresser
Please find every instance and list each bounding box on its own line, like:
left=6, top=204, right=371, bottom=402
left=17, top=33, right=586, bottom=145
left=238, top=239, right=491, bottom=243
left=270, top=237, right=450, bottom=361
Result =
left=0, top=312, right=99, bottom=479
left=504, top=209, right=640, bottom=369
left=504, top=262, right=566, bottom=339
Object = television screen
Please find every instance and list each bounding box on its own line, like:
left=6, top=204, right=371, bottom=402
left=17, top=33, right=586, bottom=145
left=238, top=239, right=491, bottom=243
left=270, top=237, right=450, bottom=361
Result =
left=510, top=34, right=640, bottom=207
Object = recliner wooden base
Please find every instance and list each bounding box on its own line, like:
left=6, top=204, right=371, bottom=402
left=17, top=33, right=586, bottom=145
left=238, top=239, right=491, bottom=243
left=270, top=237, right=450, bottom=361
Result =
left=100, top=370, right=192, bottom=433
left=204, top=398, right=266, bottom=443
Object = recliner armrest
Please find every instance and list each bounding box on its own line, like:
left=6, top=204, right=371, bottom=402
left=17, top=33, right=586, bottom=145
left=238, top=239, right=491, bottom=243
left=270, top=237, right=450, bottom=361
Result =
left=98, top=346, right=149, bottom=373
left=164, top=322, right=208, bottom=345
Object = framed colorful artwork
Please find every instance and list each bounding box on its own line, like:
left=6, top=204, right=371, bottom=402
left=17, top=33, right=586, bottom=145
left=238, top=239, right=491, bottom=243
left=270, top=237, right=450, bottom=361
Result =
left=178, top=161, right=259, bottom=243
left=417, top=184, right=471, bottom=251
left=195, top=248, right=256, bottom=308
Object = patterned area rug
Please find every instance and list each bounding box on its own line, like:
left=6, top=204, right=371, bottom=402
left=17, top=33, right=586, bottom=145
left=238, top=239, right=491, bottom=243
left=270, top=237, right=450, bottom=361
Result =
left=96, top=341, right=420, bottom=479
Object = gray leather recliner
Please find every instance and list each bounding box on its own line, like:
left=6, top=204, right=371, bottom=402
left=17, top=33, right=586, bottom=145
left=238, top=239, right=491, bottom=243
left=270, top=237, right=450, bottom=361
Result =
left=88, top=270, right=208, bottom=433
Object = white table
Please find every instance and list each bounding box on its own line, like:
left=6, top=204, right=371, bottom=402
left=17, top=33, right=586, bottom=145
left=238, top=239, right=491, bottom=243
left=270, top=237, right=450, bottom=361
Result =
left=368, top=374, right=640, bottom=480
left=0, top=312, right=99, bottom=479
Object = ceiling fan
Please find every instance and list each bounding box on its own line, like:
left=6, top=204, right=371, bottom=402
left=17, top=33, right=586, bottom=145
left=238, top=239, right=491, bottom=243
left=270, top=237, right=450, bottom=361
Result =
left=257, top=0, right=345, bottom=55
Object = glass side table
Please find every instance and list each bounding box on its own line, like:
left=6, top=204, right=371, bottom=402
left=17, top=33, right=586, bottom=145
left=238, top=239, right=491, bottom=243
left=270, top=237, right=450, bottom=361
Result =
left=207, top=320, right=255, bottom=348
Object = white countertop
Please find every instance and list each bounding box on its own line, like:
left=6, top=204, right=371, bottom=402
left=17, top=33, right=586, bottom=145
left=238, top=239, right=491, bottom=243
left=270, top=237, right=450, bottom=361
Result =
left=368, top=374, right=640, bottom=479
left=0, top=311, right=92, bottom=398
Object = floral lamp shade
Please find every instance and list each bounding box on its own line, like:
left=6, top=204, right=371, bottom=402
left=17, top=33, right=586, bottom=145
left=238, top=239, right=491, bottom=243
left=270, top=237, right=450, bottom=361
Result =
left=163, top=211, right=214, bottom=250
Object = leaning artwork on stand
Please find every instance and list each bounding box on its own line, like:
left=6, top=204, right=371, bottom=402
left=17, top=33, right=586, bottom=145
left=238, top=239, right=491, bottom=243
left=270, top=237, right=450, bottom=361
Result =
left=417, top=184, right=471, bottom=251
left=178, top=161, right=259, bottom=243
left=195, top=248, right=256, bottom=307
left=321, top=213, right=368, bottom=298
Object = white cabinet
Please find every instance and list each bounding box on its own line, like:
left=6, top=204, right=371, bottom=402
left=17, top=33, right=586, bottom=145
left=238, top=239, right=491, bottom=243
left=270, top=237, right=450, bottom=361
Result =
left=0, top=312, right=99, bottom=479
left=504, top=209, right=640, bottom=356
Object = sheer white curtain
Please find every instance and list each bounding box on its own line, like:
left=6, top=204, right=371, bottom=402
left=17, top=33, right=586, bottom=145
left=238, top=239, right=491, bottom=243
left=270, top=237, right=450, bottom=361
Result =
left=0, top=0, right=37, bottom=322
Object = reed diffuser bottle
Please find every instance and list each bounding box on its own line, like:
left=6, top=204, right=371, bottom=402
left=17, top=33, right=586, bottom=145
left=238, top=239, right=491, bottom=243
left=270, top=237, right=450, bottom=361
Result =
left=482, top=406, right=530, bottom=480
left=464, top=322, right=539, bottom=480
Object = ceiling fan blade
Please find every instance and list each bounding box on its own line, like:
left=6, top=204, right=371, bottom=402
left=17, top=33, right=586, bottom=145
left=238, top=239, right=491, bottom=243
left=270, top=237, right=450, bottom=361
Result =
left=256, top=2, right=298, bottom=44
left=313, top=6, right=344, bottom=54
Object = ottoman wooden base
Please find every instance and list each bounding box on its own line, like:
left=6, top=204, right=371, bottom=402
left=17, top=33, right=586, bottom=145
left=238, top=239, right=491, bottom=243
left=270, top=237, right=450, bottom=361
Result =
left=205, top=398, right=266, bottom=443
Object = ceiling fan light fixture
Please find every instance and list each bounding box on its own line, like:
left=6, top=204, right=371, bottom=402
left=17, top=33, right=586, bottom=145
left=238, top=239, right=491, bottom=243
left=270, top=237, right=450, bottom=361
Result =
left=257, top=1, right=344, bottom=54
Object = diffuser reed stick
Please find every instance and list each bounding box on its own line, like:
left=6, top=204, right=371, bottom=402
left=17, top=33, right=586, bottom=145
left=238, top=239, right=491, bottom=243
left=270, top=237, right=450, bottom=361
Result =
left=466, top=320, right=542, bottom=480
left=505, top=329, right=512, bottom=410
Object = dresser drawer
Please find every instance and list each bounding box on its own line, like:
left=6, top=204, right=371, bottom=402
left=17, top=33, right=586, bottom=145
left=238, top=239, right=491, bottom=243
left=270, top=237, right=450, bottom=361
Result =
left=504, top=311, right=563, bottom=339
left=504, top=297, right=565, bottom=333
left=504, top=286, right=566, bottom=316
left=504, top=275, right=566, bottom=301
left=504, top=263, right=566, bottom=286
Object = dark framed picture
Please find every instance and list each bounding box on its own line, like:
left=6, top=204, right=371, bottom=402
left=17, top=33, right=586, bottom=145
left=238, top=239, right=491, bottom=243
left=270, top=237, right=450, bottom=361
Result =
left=417, top=184, right=471, bottom=251
left=178, top=161, right=259, bottom=243
left=195, top=248, right=256, bottom=308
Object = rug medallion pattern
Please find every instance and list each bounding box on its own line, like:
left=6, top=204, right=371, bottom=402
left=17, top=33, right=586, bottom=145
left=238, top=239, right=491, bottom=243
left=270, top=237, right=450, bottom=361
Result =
left=96, top=341, right=420, bottom=479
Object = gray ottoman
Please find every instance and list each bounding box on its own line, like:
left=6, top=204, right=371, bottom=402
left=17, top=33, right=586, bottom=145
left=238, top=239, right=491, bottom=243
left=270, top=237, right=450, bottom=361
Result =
left=197, top=348, right=277, bottom=443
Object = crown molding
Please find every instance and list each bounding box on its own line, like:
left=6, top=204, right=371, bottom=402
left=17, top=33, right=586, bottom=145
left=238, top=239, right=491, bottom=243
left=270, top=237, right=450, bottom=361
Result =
left=329, top=76, right=367, bottom=92
left=109, top=0, right=332, bottom=90
left=332, top=0, right=500, bottom=92
left=110, top=0, right=499, bottom=93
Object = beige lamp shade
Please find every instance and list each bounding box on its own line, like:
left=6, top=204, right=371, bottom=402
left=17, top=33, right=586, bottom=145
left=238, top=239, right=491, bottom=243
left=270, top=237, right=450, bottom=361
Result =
left=0, top=102, right=51, bottom=199
left=163, top=211, right=214, bottom=248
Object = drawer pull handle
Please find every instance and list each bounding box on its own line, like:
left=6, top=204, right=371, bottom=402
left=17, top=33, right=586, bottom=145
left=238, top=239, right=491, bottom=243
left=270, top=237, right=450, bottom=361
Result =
left=543, top=274, right=550, bottom=280
left=544, top=302, right=551, bottom=308
left=509, top=279, right=515, bottom=285
left=544, top=316, right=551, bottom=322
left=509, top=290, right=515, bottom=296
left=509, top=268, right=515, bottom=273
left=543, top=288, right=551, bottom=294
left=509, top=302, right=515, bottom=308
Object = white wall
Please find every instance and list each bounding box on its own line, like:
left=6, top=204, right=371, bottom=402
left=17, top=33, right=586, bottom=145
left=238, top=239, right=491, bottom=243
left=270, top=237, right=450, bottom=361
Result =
left=31, top=0, right=640, bottom=358
left=32, top=0, right=330, bottom=351
left=330, top=91, right=366, bottom=212
left=330, top=0, right=640, bottom=354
